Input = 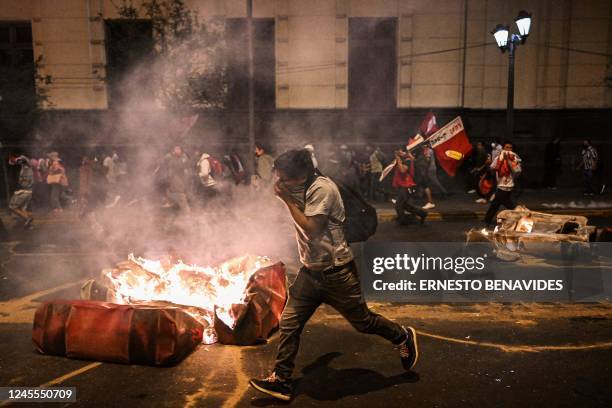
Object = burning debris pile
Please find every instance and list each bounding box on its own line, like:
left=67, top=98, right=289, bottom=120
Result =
left=33, top=255, right=287, bottom=365
left=467, top=208, right=599, bottom=259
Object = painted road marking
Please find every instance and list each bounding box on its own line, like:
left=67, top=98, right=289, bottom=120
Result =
left=184, top=368, right=218, bottom=408
left=0, top=281, right=84, bottom=324
left=319, top=313, right=612, bottom=353
left=0, top=332, right=609, bottom=408
left=417, top=330, right=612, bottom=353
left=222, top=349, right=249, bottom=408
left=39, top=362, right=103, bottom=387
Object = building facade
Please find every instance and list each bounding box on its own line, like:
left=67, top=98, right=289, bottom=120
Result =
left=1, top=0, right=611, bottom=111
left=1, top=1, right=611, bottom=188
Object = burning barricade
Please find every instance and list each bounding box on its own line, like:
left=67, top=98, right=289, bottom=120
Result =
left=32, top=255, right=287, bottom=366
left=467, top=208, right=598, bottom=259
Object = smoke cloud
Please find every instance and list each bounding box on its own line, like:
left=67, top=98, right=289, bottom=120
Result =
left=17, top=10, right=305, bottom=286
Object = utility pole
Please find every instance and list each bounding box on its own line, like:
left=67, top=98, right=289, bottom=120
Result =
left=246, top=0, right=255, bottom=175
left=506, top=40, right=515, bottom=141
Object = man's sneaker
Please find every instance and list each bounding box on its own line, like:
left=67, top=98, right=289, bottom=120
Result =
left=467, top=189, right=476, bottom=194
left=249, top=372, right=292, bottom=401
left=422, top=202, right=435, bottom=210
left=23, top=217, right=33, bottom=229
left=419, top=212, right=427, bottom=225
left=397, top=326, right=419, bottom=371
left=475, top=198, right=487, bottom=204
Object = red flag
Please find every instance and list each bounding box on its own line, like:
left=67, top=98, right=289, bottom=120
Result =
left=168, top=114, right=199, bottom=139
left=419, top=111, right=439, bottom=136
left=428, top=116, right=472, bottom=177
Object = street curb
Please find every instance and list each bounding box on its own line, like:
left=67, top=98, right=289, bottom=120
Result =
left=3, top=208, right=612, bottom=226
left=377, top=208, right=612, bottom=222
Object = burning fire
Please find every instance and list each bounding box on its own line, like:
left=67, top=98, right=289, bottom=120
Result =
left=103, top=254, right=272, bottom=344
left=515, top=216, right=534, bottom=233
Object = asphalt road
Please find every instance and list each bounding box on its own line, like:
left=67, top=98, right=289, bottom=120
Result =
left=0, top=211, right=611, bottom=407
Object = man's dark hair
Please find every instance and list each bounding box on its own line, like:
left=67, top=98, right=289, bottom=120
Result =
left=255, top=141, right=268, bottom=152
left=274, top=149, right=315, bottom=180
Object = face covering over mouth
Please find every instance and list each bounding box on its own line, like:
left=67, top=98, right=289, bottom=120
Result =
left=281, top=182, right=306, bottom=204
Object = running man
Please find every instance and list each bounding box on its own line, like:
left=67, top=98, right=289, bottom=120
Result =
left=249, top=149, right=418, bottom=401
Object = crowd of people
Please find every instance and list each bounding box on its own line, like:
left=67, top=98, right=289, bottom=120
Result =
left=1, top=136, right=606, bottom=231
left=6, top=151, right=73, bottom=229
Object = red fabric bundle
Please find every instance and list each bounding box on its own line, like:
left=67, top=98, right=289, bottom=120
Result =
left=33, top=301, right=203, bottom=366
left=215, top=262, right=287, bottom=345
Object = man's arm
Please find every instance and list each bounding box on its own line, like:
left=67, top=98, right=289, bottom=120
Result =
left=395, top=152, right=412, bottom=173
left=509, top=155, right=521, bottom=174
left=591, top=148, right=598, bottom=170
left=489, top=155, right=500, bottom=170
left=275, top=181, right=327, bottom=240
left=199, top=158, right=211, bottom=178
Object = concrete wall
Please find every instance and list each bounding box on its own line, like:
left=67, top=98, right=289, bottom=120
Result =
left=0, top=0, right=610, bottom=110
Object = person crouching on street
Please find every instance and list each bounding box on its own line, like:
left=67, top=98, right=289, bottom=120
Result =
left=249, top=149, right=418, bottom=401
left=484, top=142, right=522, bottom=227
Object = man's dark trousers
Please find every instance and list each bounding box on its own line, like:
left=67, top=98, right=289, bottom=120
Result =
left=484, top=188, right=516, bottom=226
left=274, top=261, right=405, bottom=380
left=583, top=169, right=595, bottom=194
left=395, top=187, right=426, bottom=224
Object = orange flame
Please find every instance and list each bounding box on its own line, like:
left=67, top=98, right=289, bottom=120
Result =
left=104, top=254, right=271, bottom=344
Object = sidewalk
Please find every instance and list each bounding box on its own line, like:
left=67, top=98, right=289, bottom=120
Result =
left=2, top=188, right=611, bottom=228
left=375, top=188, right=612, bottom=222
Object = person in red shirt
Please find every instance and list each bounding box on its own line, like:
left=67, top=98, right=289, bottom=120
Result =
left=393, top=149, right=427, bottom=224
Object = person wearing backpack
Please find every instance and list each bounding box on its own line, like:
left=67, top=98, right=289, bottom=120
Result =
left=249, top=149, right=418, bottom=401
left=224, top=148, right=248, bottom=185
left=196, top=152, right=220, bottom=201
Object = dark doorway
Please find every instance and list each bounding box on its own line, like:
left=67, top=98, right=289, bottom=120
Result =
left=349, top=18, right=397, bottom=110
left=225, top=18, right=275, bottom=110
left=104, top=19, right=154, bottom=107
left=0, top=22, right=35, bottom=113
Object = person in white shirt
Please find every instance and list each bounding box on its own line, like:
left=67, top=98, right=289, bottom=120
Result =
left=103, top=150, right=121, bottom=207
left=484, top=142, right=522, bottom=227
left=196, top=153, right=219, bottom=203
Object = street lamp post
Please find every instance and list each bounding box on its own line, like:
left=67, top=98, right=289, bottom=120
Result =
left=246, top=0, right=255, bottom=176
left=491, top=11, right=532, bottom=141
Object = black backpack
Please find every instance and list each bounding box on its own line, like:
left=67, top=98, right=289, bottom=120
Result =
left=305, top=172, right=378, bottom=243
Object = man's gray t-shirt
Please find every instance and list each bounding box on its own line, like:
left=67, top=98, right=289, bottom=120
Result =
left=292, top=176, right=353, bottom=271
